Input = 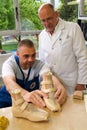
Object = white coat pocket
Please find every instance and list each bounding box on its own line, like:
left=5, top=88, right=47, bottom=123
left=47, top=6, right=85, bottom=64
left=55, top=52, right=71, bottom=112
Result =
left=61, top=37, right=73, bottom=55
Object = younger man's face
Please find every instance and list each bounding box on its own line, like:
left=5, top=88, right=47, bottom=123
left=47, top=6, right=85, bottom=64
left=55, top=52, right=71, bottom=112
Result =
left=17, top=46, right=36, bottom=69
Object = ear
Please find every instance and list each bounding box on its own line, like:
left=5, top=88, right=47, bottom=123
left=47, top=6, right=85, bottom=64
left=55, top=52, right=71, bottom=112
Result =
left=55, top=11, right=59, bottom=18
left=16, top=51, right=19, bottom=56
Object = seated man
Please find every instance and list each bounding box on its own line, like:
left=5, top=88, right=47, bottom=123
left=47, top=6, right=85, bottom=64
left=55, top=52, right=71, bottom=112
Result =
left=0, top=39, right=67, bottom=108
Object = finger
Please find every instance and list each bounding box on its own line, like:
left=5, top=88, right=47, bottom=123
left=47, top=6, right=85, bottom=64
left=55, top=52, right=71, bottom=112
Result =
left=54, top=88, right=67, bottom=105
left=30, top=92, right=46, bottom=108
left=57, top=92, right=67, bottom=105
left=34, top=93, right=46, bottom=107
left=54, top=88, right=61, bottom=98
left=36, top=90, right=48, bottom=98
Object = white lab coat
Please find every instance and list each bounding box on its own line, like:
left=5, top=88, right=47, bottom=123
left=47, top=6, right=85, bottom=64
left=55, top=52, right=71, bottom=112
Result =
left=39, top=18, right=87, bottom=95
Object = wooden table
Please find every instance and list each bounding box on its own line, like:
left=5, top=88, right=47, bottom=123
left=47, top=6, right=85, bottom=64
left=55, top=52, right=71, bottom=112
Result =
left=0, top=96, right=87, bottom=130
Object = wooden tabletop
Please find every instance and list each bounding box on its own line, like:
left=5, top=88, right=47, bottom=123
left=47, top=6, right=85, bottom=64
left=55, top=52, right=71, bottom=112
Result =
left=0, top=96, right=87, bottom=130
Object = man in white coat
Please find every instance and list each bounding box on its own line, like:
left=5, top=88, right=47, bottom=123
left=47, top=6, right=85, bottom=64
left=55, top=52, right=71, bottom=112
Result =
left=38, top=3, right=87, bottom=95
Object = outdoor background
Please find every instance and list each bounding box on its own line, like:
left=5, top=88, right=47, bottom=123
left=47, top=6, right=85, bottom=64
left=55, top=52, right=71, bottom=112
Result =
left=0, top=0, right=87, bottom=52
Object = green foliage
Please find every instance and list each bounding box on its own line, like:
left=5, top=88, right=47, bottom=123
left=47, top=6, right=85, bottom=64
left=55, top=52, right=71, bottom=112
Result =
left=58, top=0, right=78, bottom=22
left=0, top=0, right=15, bottom=30
left=60, top=0, right=74, bottom=3
left=0, top=0, right=78, bottom=31
left=19, top=0, right=43, bottom=30
left=2, top=43, right=17, bottom=51
left=0, top=0, right=43, bottom=31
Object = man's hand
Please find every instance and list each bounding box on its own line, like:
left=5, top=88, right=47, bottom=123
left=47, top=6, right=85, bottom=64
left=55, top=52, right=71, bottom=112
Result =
left=52, top=75, right=67, bottom=105
left=75, top=84, right=85, bottom=91
left=23, top=90, right=48, bottom=108
left=54, top=84, right=67, bottom=105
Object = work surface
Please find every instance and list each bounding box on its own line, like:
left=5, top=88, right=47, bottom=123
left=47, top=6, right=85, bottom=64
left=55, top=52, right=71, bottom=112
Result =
left=0, top=96, right=87, bottom=130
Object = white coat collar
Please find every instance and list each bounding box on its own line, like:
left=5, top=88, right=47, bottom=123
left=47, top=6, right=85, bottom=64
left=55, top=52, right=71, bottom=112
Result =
left=48, top=18, right=65, bottom=45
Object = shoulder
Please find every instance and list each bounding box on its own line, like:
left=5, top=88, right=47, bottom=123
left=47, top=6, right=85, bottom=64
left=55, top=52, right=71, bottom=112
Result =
left=60, top=18, right=82, bottom=34
left=39, top=29, right=47, bottom=37
left=3, top=54, right=17, bottom=67
left=33, top=59, right=44, bottom=68
left=63, top=19, right=80, bottom=29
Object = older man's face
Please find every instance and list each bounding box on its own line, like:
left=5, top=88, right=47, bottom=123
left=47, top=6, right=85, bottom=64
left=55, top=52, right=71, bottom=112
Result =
left=38, top=6, right=58, bottom=34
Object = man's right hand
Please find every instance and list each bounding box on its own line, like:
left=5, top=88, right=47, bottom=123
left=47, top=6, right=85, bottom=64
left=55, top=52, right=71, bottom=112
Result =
left=23, top=90, right=48, bottom=108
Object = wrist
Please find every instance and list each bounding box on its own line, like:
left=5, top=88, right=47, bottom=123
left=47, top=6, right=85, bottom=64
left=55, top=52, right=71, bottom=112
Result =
left=75, top=84, right=86, bottom=90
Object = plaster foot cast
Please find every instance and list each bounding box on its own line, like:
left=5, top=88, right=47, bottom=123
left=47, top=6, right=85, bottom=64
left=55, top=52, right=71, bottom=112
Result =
left=41, top=72, right=61, bottom=112
left=11, top=89, right=49, bottom=122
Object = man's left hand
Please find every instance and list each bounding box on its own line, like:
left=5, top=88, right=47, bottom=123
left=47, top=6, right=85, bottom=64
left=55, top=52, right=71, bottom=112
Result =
left=52, top=75, right=67, bottom=105
left=75, top=84, right=85, bottom=91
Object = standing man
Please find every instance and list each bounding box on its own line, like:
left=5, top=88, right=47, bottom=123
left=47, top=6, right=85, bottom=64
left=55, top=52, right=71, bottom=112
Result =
left=0, top=39, right=67, bottom=108
left=38, top=3, right=87, bottom=95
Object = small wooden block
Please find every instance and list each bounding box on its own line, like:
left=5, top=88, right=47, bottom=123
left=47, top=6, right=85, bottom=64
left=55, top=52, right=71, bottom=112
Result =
left=73, top=90, right=83, bottom=100
left=84, top=95, right=87, bottom=112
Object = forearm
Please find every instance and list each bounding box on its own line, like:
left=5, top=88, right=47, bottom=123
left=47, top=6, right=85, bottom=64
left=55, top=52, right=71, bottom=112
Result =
left=52, top=75, right=67, bottom=105
left=3, top=76, right=28, bottom=96
left=3, top=76, right=46, bottom=107
left=52, top=75, right=65, bottom=89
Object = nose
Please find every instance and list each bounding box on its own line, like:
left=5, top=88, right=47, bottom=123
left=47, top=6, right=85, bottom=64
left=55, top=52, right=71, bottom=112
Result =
left=28, top=56, right=33, bottom=62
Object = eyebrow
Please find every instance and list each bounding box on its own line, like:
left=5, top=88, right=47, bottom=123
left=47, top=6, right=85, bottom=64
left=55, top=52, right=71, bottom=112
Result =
left=23, top=53, right=36, bottom=57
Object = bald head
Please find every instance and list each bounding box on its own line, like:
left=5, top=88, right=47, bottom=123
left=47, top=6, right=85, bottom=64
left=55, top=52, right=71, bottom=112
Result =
left=38, top=3, right=54, bottom=15
left=38, top=3, right=59, bottom=34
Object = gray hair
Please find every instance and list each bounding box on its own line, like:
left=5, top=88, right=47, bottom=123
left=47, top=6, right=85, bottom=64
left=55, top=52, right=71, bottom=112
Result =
left=17, top=39, right=34, bottom=51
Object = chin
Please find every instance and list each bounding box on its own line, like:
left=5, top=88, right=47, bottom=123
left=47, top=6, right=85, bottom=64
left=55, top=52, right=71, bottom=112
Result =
left=28, top=64, right=33, bottom=67
left=46, top=29, right=53, bottom=34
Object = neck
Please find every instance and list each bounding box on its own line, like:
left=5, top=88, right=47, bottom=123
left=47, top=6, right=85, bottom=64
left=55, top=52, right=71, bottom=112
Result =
left=50, top=30, right=54, bottom=35
left=50, top=19, right=59, bottom=35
